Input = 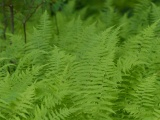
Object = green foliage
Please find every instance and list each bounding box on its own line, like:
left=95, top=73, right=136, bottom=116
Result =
left=1, top=0, right=160, bottom=120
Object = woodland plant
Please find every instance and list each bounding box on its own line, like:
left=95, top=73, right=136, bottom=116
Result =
left=0, top=0, right=160, bottom=120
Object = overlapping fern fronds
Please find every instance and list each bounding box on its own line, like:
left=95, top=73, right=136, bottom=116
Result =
left=1, top=0, right=160, bottom=119
left=0, top=11, right=76, bottom=120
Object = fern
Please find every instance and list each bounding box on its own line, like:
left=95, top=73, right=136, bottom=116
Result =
left=119, top=21, right=158, bottom=73
left=125, top=74, right=160, bottom=119
left=1, top=1, right=160, bottom=119
left=66, top=26, right=120, bottom=120
left=129, top=0, right=152, bottom=34
left=0, top=69, right=36, bottom=119
left=25, top=11, right=52, bottom=52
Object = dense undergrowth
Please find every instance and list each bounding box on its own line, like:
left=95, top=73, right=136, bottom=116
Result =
left=0, top=0, right=160, bottom=120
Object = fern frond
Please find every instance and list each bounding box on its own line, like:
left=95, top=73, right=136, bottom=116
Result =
left=25, top=11, right=52, bottom=52
left=120, top=21, right=158, bottom=73
left=33, top=104, right=76, bottom=120
left=57, top=17, right=83, bottom=53
left=9, top=84, right=35, bottom=119
left=151, top=3, right=160, bottom=23
left=125, top=74, right=160, bottom=119
left=45, top=46, right=74, bottom=77
left=0, top=67, right=38, bottom=119
left=100, top=6, right=120, bottom=28
left=130, top=0, right=152, bottom=34
left=68, top=27, right=119, bottom=119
